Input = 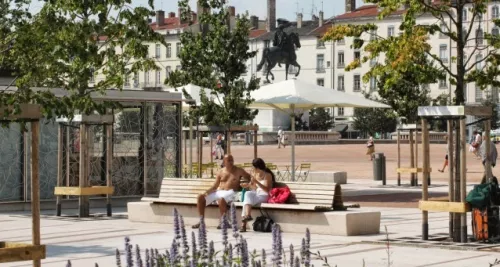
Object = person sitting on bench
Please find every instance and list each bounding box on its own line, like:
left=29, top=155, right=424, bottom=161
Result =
left=192, top=154, right=251, bottom=229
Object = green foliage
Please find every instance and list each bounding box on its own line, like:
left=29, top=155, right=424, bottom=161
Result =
left=353, top=107, right=397, bottom=136
left=116, top=109, right=141, bottom=133
left=482, top=98, right=499, bottom=130
left=377, top=57, right=433, bottom=123
left=167, top=0, right=260, bottom=127
left=323, top=0, right=500, bottom=105
left=309, top=108, right=334, bottom=131
left=292, top=112, right=308, bottom=131
left=1, top=0, right=163, bottom=120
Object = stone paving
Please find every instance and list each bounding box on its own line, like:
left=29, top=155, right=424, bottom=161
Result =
left=1, top=206, right=500, bottom=267
left=1, top=143, right=499, bottom=266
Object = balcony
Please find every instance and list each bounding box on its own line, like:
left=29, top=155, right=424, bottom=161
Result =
left=316, top=66, right=326, bottom=73
left=337, top=63, right=345, bottom=69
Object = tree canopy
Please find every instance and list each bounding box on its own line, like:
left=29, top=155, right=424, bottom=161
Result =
left=323, top=0, right=500, bottom=106
left=1, top=0, right=163, bottom=119
left=167, top=0, right=260, bottom=127
left=309, top=108, right=334, bottom=131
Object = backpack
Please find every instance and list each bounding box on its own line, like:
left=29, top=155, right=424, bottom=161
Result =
left=268, top=187, right=291, bottom=204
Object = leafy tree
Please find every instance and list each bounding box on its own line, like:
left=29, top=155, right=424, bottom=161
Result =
left=1, top=0, right=162, bottom=119
left=309, top=108, right=334, bottom=131
left=353, top=107, right=397, bottom=137
left=481, top=98, right=499, bottom=130
left=323, top=0, right=500, bottom=105
left=167, top=0, right=260, bottom=127
left=291, top=112, right=308, bottom=131
left=376, top=57, right=433, bottom=123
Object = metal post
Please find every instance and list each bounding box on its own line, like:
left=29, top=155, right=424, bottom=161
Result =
left=397, top=129, right=401, bottom=186
left=78, top=124, right=89, bottom=217
left=460, top=118, right=467, bottom=243
left=31, top=120, right=41, bottom=267
left=106, top=124, right=113, bottom=217
left=421, top=119, right=429, bottom=240
left=410, top=130, right=415, bottom=186
left=254, top=127, right=258, bottom=159
left=291, top=104, right=296, bottom=181
left=447, top=120, right=454, bottom=238
left=56, top=125, right=63, bottom=216
left=189, top=118, right=193, bottom=178
left=485, top=119, right=493, bottom=180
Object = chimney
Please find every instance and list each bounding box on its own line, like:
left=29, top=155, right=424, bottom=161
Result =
left=346, top=0, right=356, bottom=13
left=319, top=11, right=324, bottom=27
left=178, top=8, right=184, bottom=24
left=156, top=10, right=165, bottom=26
left=168, top=12, right=176, bottom=18
left=228, top=6, right=236, bottom=17
left=297, top=13, right=303, bottom=28
left=191, top=12, right=197, bottom=22
left=197, top=3, right=210, bottom=34
left=312, top=14, right=319, bottom=22
left=250, top=15, right=259, bottom=29
left=267, top=0, right=276, bottom=32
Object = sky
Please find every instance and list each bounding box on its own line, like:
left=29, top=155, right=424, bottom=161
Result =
left=29, top=0, right=365, bottom=20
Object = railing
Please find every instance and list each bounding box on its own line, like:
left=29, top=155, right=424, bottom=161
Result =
left=234, top=131, right=341, bottom=144
left=391, top=131, right=447, bottom=142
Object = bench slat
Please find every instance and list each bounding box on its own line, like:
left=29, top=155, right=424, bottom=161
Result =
left=158, top=191, right=333, bottom=202
left=160, top=187, right=334, bottom=195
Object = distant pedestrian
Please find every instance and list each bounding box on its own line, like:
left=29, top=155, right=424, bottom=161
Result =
left=366, top=135, right=375, bottom=161
left=472, top=130, right=483, bottom=159
left=215, top=133, right=224, bottom=159
left=277, top=126, right=286, bottom=148
left=480, top=133, right=498, bottom=168
left=438, top=136, right=449, bottom=173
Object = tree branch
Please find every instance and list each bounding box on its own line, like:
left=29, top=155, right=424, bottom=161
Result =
left=465, top=49, right=497, bottom=73
left=425, top=51, right=457, bottom=79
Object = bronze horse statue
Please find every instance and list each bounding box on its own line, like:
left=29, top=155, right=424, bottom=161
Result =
left=256, top=32, right=302, bottom=83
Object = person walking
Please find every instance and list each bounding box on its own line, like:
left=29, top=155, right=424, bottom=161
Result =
left=277, top=126, right=286, bottom=148
left=438, top=135, right=449, bottom=172
left=215, top=133, right=224, bottom=160
left=366, top=135, right=375, bottom=161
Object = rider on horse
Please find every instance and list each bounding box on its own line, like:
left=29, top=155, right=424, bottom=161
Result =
left=273, top=19, right=292, bottom=67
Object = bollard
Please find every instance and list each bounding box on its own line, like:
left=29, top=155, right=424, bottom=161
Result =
left=373, top=153, right=386, bottom=182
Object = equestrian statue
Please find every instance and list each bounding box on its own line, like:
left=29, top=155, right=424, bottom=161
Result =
left=256, top=18, right=302, bottom=83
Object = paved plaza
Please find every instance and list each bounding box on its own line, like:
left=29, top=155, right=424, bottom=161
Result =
left=1, top=143, right=499, bottom=266
left=1, top=206, right=500, bottom=267
left=189, top=143, right=493, bottom=184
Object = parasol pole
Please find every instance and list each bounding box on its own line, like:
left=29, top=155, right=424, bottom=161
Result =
left=291, top=104, right=296, bottom=181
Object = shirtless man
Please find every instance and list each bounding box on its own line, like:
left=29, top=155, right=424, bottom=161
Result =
left=192, top=154, right=251, bottom=229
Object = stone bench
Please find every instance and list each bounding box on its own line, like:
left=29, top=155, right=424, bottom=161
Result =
left=306, top=171, right=347, bottom=184
left=127, top=178, right=380, bottom=236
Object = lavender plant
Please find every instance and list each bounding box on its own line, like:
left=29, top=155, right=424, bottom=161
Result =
left=65, top=211, right=329, bottom=267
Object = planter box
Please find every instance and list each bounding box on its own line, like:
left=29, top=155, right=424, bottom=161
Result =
left=0, top=242, right=46, bottom=263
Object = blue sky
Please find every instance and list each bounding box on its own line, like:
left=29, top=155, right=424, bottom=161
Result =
left=30, top=0, right=365, bottom=20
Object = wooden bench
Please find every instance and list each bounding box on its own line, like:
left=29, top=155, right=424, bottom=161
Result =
left=128, top=178, right=381, bottom=236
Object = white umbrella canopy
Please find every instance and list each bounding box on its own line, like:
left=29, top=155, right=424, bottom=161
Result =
left=164, top=84, right=224, bottom=110
left=249, top=79, right=389, bottom=181
left=249, top=79, right=389, bottom=110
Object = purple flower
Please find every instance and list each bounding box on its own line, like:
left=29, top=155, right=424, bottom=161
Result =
left=208, top=240, right=215, bottom=265
left=272, top=224, right=282, bottom=266
left=115, top=248, right=122, bottom=267
left=221, top=213, right=229, bottom=249
left=191, top=231, right=198, bottom=266
left=169, top=238, right=178, bottom=265
left=198, top=216, right=208, bottom=257
left=301, top=238, right=306, bottom=264
left=135, top=245, right=143, bottom=267
left=228, top=243, right=234, bottom=267
left=304, top=229, right=311, bottom=267
left=179, top=216, right=189, bottom=265
left=145, top=249, right=150, bottom=267
left=289, top=244, right=294, bottom=267
left=230, top=204, right=239, bottom=238
left=261, top=248, right=267, bottom=267
left=241, top=238, right=249, bottom=267
left=125, top=237, right=133, bottom=267
left=66, top=260, right=72, bottom=267
left=294, top=256, right=300, bottom=267
left=173, top=208, right=181, bottom=239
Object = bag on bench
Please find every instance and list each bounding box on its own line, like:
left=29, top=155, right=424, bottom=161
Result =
left=253, top=208, right=274, bottom=233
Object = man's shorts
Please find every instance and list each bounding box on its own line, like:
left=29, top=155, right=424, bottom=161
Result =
left=205, top=189, right=237, bottom=206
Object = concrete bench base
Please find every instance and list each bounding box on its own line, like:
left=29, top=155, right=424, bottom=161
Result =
left=127, top=201, right=380, bottom=236
left=306, top=171, right=347, bottom=184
